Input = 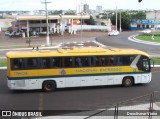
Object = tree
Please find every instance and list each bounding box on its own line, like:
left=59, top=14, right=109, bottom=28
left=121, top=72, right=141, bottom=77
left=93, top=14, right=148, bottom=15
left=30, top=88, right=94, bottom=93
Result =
left=51, top=10, right=63, bottom=15
left=84, top=15, right=96, bottom=25
left=111, top=11, right=131, bottom=30
left=101, top=22, right=105, bottom=26
left=96, top=15, right=99, bottom=19
left=64, top=10, right=76, bottom=15
left=131, top=11, right=146, bottom=20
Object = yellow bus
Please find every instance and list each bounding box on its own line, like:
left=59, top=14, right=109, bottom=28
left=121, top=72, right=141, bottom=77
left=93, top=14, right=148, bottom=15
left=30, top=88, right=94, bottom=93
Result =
left=6, top=47, right=152, bottom=92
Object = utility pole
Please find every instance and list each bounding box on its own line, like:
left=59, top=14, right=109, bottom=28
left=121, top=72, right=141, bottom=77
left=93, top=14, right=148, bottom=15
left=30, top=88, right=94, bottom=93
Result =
left=59, top=13, right=64, bottom=40
left=155, top=10, right=157, bottom=31
left=116, top=6, right=117, bottom=31
left=119, top=9, right=122, bottom=32
left=81, top=0, right=83, bottom=41
left=41, top=0, right=51, bottom=46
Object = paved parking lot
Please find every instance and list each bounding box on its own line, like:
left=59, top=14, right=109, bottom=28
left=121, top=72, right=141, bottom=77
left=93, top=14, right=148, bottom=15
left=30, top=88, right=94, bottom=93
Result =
left=0, top=31, right=107, bottom=48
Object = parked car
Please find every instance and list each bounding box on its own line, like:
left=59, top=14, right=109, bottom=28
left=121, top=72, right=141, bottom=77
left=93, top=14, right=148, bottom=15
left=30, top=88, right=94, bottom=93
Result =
left=108, top=30, right=119, bottom=36
left=141, top=29, right=151, bottom=33
left=5, top=31, right=11, bottom=36
left=9, top=31, right=22, bottom=37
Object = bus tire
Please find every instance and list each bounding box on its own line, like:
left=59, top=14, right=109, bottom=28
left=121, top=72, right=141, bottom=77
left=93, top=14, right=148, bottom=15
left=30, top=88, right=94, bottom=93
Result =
left=122, top=77, right=133, bottom=87
left=42, top=81, right=56, bottom=92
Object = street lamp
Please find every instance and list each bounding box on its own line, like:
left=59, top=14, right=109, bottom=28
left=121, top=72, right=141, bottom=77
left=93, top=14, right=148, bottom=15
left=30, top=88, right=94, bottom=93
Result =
left=41, top=0, right=51, bottom=46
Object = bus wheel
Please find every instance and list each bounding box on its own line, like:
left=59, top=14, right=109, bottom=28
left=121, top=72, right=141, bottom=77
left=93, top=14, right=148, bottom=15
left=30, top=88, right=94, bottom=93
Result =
left=122, top=77, right=133, bottom=87
left=42, top=81, right=56, bottom=92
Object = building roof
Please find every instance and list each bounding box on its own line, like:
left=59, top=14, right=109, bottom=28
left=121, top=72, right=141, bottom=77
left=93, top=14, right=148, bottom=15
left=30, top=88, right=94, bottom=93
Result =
left=2, top=14, right=90, bottom=21
left=15, top=15, right=90, bottom=21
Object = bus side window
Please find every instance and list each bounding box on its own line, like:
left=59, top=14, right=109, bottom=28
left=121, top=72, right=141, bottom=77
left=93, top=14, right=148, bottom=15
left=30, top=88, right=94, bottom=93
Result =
left=106, top=57, right=111, bottom=66
left=40, top=58, right=50, bottom=68
left=110, top=56, right=115, bottom=66
left=86, top=57, right=93, bottom=66
left=101, top=57, right=106, bottom=66
left=12, top=58, right=24, bottom=70
left=98, top=57, right=102, bottom=66
left=75, top=57, right=82, bottom=67
left=95, top=56, right=102, bottom=66
left=116, top=56, right=122, bottom=65
left=51, top=58, right=61, bottom=68
left=27, top=58, right=39, bottom=69
left=64, top=57, right=73, bottom=67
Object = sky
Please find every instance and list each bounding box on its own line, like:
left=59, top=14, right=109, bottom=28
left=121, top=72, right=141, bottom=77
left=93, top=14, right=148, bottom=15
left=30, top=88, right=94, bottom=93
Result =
left=0, top=0, right=159, bottom=11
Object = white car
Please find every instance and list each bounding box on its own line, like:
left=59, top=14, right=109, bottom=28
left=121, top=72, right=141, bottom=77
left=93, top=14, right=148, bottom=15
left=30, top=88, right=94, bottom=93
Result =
left=108, top=30, right=119, bottom=36
left=9, top=31, right=22, bottom=37
left=141, top=29, right=151, bottom=33
left=5, top=31, right=11, bottom=36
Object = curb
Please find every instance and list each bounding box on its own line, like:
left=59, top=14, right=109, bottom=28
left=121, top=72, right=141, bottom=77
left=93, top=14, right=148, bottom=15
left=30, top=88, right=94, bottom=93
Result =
left=128, top=34, right=160, bottom=46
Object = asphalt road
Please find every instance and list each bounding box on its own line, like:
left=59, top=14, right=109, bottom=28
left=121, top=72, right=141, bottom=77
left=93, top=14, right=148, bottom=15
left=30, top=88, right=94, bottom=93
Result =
left=96, top=31, right=160, bottom=56
left=1, top=31, right=160, bottom=57
left=1, top=31, right=160, bottom=117
left=0, top=70, right=160, bottom=112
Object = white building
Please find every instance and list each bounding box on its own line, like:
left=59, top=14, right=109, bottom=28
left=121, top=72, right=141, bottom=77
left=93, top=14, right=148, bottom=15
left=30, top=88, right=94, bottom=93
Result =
left=83, top=4, right=89, bottom=13
left=96, top=6, right=103, bottom=13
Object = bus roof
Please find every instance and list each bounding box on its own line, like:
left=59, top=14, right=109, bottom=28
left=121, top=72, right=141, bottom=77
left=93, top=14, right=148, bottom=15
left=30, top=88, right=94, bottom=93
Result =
left=6, top=47, right=149, bottom=58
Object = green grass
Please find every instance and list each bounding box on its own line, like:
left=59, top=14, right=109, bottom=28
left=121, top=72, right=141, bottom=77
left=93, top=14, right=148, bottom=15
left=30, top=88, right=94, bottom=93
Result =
left=135, top=32, right=160, bottom=43
left=0, top=59, right=6, bottom=67
left=150, top=57, right=160, bottom=65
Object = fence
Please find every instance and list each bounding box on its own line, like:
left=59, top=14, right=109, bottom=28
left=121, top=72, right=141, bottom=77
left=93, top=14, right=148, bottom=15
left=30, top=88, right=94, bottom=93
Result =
left=84, top=91, right=160, bottom=119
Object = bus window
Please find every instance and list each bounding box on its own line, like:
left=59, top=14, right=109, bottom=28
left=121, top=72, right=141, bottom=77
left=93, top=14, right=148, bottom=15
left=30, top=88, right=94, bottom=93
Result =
left=137, top=56, right=151, bottom=72
left=95, top=56, right=106, bottom=66
left=142, top=60, right=150, bottom=72
left=75, top=57, right=94, bottom=67
left=116, top=56, right=123, bottom=66
left=51, top=57, right=62, bottom=68
left=106, top=56, right=112, bottom=66
left=40, top=58, right=50, bottom=68
left=64, top=57, right=74, bottom=68
left=85, top=57, right=94, bottom=66
left=75, top=57, right=82, bottom=67
left=116, top=55, right=136, bottom=66
left=95, top=56, right=101, bottom=66
left=26, top=58, right=39, bottom=69
left=122, top=55, right=135, bottom=65
left=109, top=56, right=116, bottom=66
left=11, top=58, right=24, bottom=70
